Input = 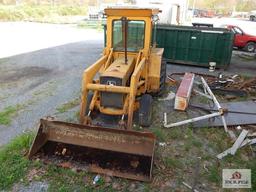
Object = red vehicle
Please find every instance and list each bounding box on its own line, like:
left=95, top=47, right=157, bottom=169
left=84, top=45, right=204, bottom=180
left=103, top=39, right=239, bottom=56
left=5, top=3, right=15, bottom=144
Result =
left=226, top=25, right=256, bottom=52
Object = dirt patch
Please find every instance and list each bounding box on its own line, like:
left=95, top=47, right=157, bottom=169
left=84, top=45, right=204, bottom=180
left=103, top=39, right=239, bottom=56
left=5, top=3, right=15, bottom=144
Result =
left=0, top=66, right=52, bottom=83
left=12, top=181, right=48, bottom=192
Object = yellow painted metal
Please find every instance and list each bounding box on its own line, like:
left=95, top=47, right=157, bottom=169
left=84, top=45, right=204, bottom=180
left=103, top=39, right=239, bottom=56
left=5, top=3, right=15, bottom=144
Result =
left=101, top=56, right=135, bottom=81
left=87, top=83, right=130, bottom=93
left=98, top=95, right=130, bottom=115
left=80, top=55, right=108, bottom=123
left=80, top=8, right=164, bottom=129
left=89, top=95, right=132, bottom=116
left=89, top=91, right=99, bottom=111
left=127, top=58, right=146, bottom=129
left=148, top=48, right=164, bottom=92
left=104, top=8, right=160, bottom=17
left=135, top=50, right=143, bottom=68
left=103, top=48, right=113, bottom=71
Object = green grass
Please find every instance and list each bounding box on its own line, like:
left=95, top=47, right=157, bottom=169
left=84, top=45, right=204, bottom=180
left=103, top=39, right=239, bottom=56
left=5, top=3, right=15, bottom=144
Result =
left=0, top=58, right=8, bottom=65
left=44, top=165, right=89, bottom=191
left=163, top=157, right=183, bottom=169
left=56, top=98, right=80, bottom=113
left=0, top=132, right=114, bottom=191
left=0, top=105, right=23, bottom=125
left=151, top=128, right=166, bottom=142
left=169, top=128, right=184, bottom=139
left=207, top=166, right=221, bottom=184
left=0, top=5, right=87, bottom=21
left=0, top=132, right=34, bottom=190
left=77, top=20, right=104, bottom=31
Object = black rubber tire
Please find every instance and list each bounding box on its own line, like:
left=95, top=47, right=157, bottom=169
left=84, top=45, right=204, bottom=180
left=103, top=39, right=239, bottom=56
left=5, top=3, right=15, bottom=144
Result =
left=139, top=94, right=153, bottom=127
left=158, top=59, right=167, bottom=96
left=85, top=92, right=93, bottom=115
left=250, top=16, right=256, bottom=21
left=244, top=42, right=256, bottom=52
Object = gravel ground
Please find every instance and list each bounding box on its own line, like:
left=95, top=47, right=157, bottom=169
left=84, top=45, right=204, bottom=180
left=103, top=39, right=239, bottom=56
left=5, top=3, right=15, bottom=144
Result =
left=167, top=51, right=256, bottom=77
left=0, top=22, right=103, bottom=146
left=0, top=21, right=255, bottom=147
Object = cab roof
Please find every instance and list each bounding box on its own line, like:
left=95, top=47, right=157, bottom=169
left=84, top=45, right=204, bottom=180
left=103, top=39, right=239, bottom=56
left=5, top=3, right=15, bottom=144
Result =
left=104, top=7, right=160, bottom=17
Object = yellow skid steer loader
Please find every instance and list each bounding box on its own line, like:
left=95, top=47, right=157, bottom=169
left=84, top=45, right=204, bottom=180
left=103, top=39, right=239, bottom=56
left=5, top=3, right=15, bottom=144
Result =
left=28, top=8, right=166, bottom=181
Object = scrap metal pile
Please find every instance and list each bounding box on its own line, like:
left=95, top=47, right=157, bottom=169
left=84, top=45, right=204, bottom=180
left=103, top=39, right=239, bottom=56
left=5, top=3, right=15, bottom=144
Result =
left=164, top=72, right=256, bottom=159
left=168, top=72, right=256, bottom=98
left=203, top=74, right=256, bottom=98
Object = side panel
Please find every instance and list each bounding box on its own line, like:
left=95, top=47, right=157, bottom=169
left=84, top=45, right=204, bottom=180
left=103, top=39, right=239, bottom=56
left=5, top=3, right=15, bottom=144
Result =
left=100, top=77, right=124, bottom=108
left=148, top=48, right=164, bottom=92
left=156, top=25, right=234, bottom=68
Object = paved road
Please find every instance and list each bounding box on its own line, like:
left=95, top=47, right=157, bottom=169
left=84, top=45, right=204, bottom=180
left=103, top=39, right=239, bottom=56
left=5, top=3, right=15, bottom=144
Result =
left=0, top=22, right=103, bottom=146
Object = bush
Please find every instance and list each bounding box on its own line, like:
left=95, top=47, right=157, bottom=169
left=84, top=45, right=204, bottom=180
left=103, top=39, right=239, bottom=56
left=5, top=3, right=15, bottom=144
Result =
left=0, top=5, right=87, bottom=21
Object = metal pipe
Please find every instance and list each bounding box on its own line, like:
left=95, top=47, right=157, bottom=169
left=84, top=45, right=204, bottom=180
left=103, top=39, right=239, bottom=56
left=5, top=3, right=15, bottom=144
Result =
left=153, top=21, right=157, bottom=47
left=201, top=77, right=228, bottom=132
left=164, top=112, right=221, bottom=128
left=193, top=89, right=212, bottom=99
left=122, top=17, right=128, bottom=64
left=104, top=48, right=113, bottom=70
left=87, top=83, right=130, bottom=93
left=201, top=77, right=221, bottom=110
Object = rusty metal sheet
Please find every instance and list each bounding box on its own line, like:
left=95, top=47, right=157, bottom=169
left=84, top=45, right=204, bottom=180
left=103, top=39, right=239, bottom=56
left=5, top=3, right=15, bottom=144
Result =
left=174, top=73, right=194, bottom=111
left=28, top=119, right=156, bottom=181
left=39, top=119, right=155, bottom=156
left=88, top=163, right=152, bottom=182
left=193, top=101, right=256, bottom=127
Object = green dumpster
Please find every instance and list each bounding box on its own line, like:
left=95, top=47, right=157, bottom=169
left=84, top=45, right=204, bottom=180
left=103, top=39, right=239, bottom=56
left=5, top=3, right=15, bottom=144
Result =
left=155, top=25, right=234, bottom=69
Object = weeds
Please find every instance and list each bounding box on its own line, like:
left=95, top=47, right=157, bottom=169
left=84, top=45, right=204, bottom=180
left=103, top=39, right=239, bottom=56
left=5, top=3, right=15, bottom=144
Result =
left=163, top=157, right=183, bottom=169
left=169, top=128, right=184, bottom=139
left=77, top=20, right=104, bottom=31
left=151, top=128, right=166, bottom=142
left=56, top=98, right=80, bottom=113
left=44, top=165, right=88, bottom=192
left=0, top=132, right=34, bottom=190
left=0, top=105, right=23, bottom=125
left=207, top=166, right=221, bottom=184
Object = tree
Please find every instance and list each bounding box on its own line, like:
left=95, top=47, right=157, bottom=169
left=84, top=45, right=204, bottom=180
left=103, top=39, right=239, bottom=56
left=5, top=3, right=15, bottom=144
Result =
left=236, top=0, right=256, bottom=12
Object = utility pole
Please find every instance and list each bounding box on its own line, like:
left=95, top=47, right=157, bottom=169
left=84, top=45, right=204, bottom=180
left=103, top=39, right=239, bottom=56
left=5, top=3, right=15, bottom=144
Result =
left=15, top=0, right=20, bottom=5
left=192, top=0, right=197, bottom=11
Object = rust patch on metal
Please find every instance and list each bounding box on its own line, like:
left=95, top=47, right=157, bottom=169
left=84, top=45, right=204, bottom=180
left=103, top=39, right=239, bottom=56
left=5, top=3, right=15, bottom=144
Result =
left=28, top=119, right=156, bottom=181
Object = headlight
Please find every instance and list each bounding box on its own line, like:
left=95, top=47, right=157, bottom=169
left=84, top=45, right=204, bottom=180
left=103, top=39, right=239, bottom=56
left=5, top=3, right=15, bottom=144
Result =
left=152, top=15, right=159, bottom=22
left=98, top=11, right=106, bottom=19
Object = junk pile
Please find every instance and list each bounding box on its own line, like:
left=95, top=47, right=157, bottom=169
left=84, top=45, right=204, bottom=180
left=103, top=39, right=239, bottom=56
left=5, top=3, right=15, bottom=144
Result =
left=203, top=74, right=256, bottom=98
left=217, top=128, right=256, bottom=159
left=164, top=72, right=256, bottom=159
left=168, top=72, right=256, bottom=98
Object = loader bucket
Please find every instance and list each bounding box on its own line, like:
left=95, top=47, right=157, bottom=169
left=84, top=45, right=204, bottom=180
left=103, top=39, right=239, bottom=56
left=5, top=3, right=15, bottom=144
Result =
left=28, top=119, right=156, bottom=181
